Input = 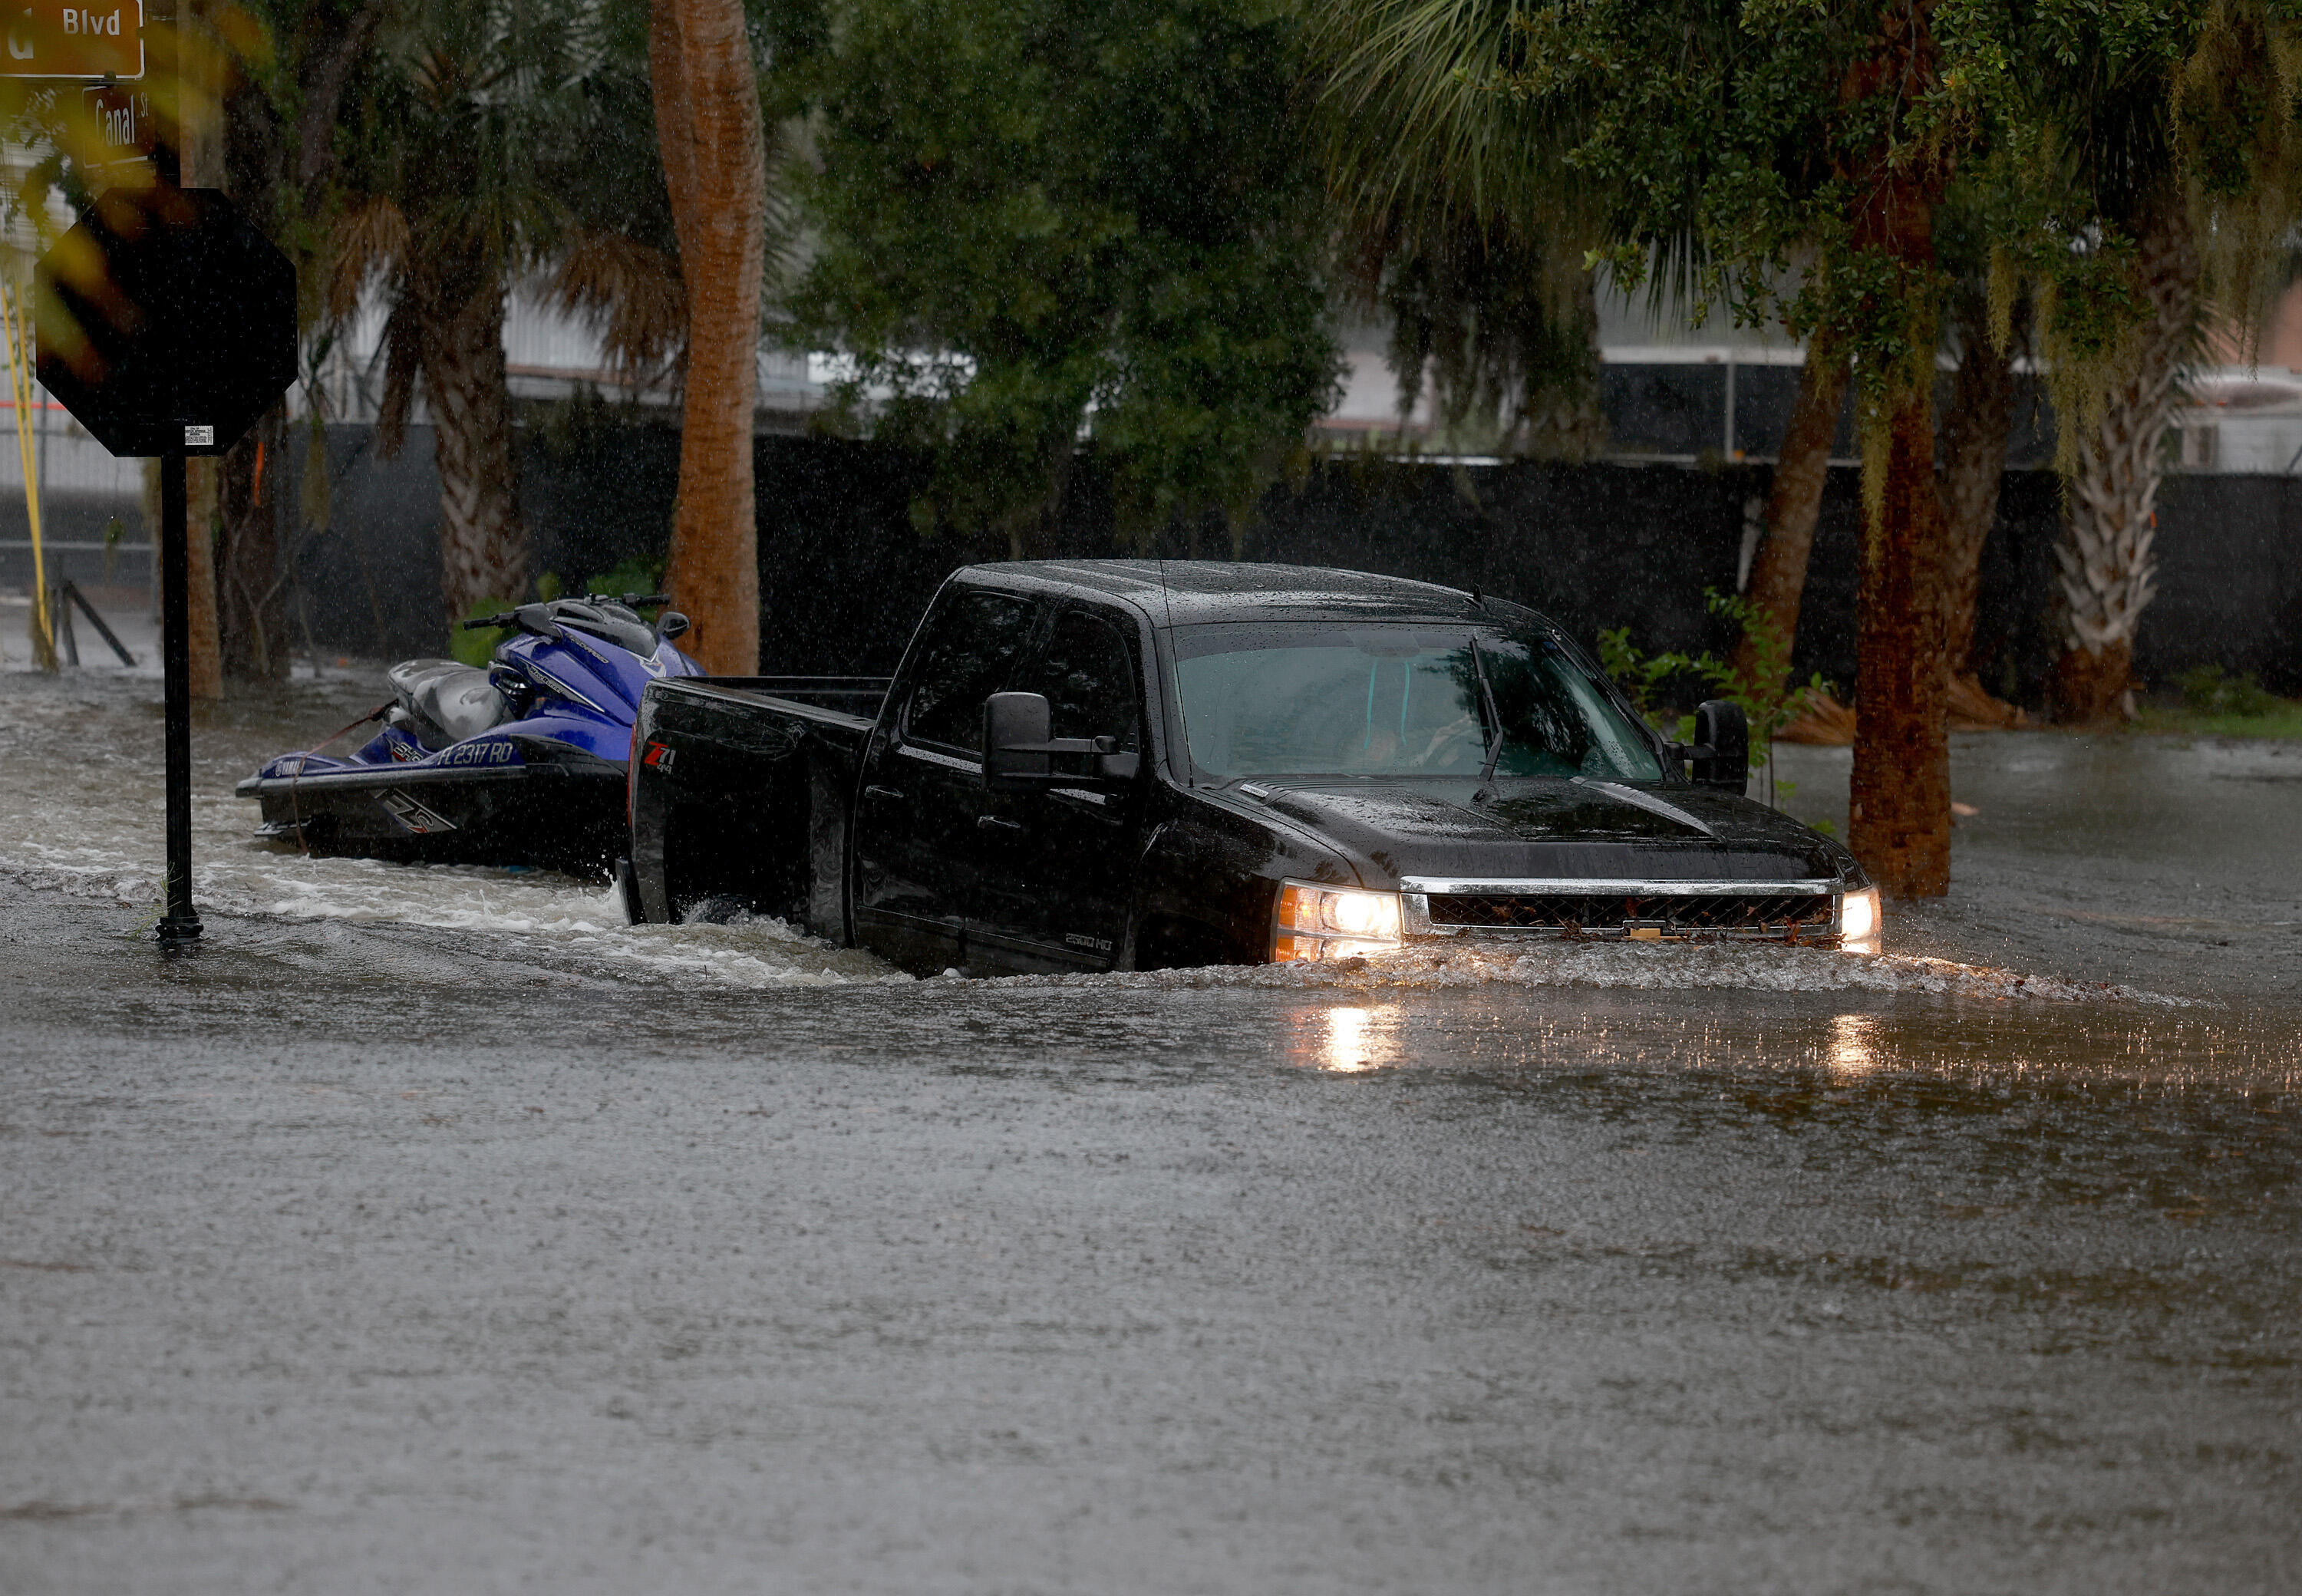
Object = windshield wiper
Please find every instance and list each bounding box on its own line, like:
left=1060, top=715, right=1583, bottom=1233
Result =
left=1469, top=637, right=1506, bottom=790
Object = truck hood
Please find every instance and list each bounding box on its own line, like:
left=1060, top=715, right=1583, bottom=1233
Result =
left=1249, top=777, right=1858, bottom=887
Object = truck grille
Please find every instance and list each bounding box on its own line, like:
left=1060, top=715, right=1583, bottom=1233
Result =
left=1423, top=890, right=1833, bottom=938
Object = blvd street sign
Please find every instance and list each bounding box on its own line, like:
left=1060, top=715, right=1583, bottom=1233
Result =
left=0, top=2, right=143, bottom=79
left=35, top=184, right=296, bottom=457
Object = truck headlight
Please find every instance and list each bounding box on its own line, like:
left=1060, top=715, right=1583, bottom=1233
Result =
left=1839, top=885, right=1881, bottom=945
left=1275, top=882, right=1403, bottom=961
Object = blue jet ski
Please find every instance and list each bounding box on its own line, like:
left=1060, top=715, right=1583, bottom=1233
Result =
left=238, top=594, right=703, bottom=875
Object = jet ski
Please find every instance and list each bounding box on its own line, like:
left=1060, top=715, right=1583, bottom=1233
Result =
left=237, top=594, right=703, bottom=875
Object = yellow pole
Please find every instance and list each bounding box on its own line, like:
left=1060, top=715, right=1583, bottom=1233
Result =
left=2, top=280, right=52, bottom=671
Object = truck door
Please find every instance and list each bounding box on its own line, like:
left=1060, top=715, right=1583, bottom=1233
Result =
left=968, top=605, right=1145, bottom=973
left=852, top=588, right=1036, bottom=971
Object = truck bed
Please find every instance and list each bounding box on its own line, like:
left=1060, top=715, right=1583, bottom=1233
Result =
left=628, top=675, right=892, bottom=932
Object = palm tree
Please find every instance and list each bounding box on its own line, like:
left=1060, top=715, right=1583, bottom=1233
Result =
left=1308, top=0, right=1859, bottom=727
left=328, top=0, right=656, bottom=628
left=1304, top=0, right=1608, bottom=460
left=2004, top=2, right=2302, bottom=722
left=2048, top=203, right=2196, bottom=722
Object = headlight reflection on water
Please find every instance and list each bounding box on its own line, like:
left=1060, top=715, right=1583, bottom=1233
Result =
left=1302, top=1004, right=1401, bottom=1072
left=1825, top=1012, right=1881, bottom=1075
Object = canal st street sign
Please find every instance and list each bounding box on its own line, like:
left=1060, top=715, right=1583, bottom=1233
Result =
left=82, top=81, right=150, bottom=167
left=34, top=184, right=296, bottom=457
left=2, top=2, right=143, bottom=79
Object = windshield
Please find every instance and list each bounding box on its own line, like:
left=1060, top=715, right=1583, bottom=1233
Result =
left=1172, top=623, right=1664, bottom=783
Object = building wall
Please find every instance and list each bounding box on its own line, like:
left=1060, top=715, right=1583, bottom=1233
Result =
left=259, top=427, right=2300, bottom=701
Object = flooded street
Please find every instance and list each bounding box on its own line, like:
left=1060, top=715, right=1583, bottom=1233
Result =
left=4, top=671, right=2300, bottom=1593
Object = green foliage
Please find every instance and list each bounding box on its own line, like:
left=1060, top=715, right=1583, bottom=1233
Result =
left=1376, top=219, right=1608, bottom=458
left=1301, top=0, right=1609, bottom=458
left=450, top=596, right=522, bottom=668
left=785, top=0, right=1344, bottom=547
left=1492, top=0, right=1959, bottom=426
left=1597, top=589, right=1831, bottom=810
left=587, top=554, right=669, bottom=600
left=335, top=0, right=648, bottom=268
left=1477, top=0, right=2302, bottom=471
left=1596, top=625, right=1697, bottom=724
left=2178, top=664, right=2280, bottom=718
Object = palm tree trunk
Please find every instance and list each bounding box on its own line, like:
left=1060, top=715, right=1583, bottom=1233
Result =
left=219, top=410, right=289, bottom=683
left=2050, top=203, right=2196, bottom=724
left=1841, top=2, right=1951, bottom=899
left=651, top=0, right=767, bottom=674
left=1849, top=387, right=1953, bottom=896
left=420, top=270, right=527, bottom=622
left=1731, top=338, right=1847, bottom=688
left=183, top=460, right=223, bottom=699
left=1938, top=295, right=2021, bottom=714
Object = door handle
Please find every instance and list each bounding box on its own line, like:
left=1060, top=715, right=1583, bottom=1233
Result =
left=976, top=815, right=1026, bottom=835
left=862, top=785, right=905, bottom=803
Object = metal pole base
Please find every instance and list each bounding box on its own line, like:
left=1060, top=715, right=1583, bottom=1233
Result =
left=156, top=914, right=204, bottom=945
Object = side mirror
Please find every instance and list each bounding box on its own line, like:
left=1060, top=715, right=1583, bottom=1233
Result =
left=656, top=611, right=691, bottom=642
left=984, top=691, right=1141, bottom=790
left=984, top=691, right=1053, bottom=789
left=1690, top=698, right=1749, bottom=793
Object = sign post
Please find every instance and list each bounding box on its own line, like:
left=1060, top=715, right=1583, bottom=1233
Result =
left=33, top=184, right=296, bottom=944
left=156, top=444, right=193, bottom=937
left=9, top=2, right=293, bottom=945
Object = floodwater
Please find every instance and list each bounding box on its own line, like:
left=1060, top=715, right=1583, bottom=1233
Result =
left=3, top=665, right=2299, bottom=1593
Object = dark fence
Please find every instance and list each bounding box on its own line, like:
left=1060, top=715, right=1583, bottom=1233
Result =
left=262, top=423, right=2301, bottom=701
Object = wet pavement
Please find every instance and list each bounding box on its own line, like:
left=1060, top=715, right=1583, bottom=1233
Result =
left=2, top=671, right=2299, bottom=1593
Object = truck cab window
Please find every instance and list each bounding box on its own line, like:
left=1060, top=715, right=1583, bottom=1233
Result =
left=902, top=591, right=1035, bottom=750
left=1022, top=611, right=1140, bottom=751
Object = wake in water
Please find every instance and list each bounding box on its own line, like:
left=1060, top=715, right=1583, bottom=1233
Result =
left=982, top=941, right=2182, bottom=1004
left=0, top=674, right=2177, bottom=1003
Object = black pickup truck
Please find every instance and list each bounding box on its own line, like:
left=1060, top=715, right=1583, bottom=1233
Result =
left=622, top=561, right=1878, bottom=974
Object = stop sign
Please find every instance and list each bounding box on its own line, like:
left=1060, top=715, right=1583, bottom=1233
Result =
left=35, top=185, right=297, bottom=457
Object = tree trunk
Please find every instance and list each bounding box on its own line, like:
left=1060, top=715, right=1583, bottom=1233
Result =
left=1937, top=293, right=2021, bottom=711
left=2050, top=202, right=2196, bottom=724
left=180, top=0, right=226, bottom=700
left=217, top=409, right=289, bottom=682
left=209, top=0, right=295, bottom=684
left=651, top=0, right=766, bottom=674
left=419, top=267, right=528, bottom=622
left=181, top=460, right=223, bottom=699
left=1848, top=390, right=1952, bottom=896
left=1732, top=338, right=1848, bottom=688
left=1841, top=0, right=1951, bottom=899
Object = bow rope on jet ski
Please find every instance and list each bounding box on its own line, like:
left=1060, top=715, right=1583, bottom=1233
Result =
left=286, top=701, right=394, bottom=856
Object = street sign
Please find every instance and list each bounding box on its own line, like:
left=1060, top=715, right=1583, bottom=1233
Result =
left=81, top=81, right=150, bottom=169
left=1, top=2, right=144, bottom=80
left=35, top=184, right=296, bottom=457
left=34, top=182, right=297, bottom=945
